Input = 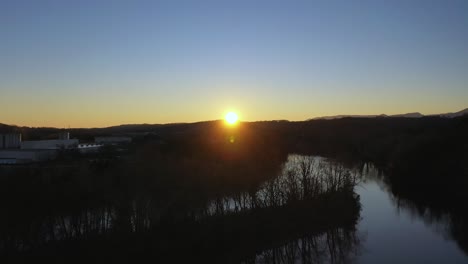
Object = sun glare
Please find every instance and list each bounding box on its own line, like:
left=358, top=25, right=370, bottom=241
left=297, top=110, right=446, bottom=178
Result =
left=225, top=112, right=239, bottom=125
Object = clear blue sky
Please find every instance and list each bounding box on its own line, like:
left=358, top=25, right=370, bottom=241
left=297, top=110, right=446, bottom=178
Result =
left=1, top=0, right=467, bottom=127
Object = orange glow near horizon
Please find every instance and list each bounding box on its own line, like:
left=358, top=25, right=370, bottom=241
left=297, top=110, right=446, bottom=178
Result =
left=225, top=112, right=239, bottom=125
left=1, top=99, right=467, bottom=128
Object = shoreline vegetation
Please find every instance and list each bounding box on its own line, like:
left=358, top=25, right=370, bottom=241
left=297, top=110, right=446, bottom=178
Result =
left=1, top=115, right=467, bottom=261
left=1, top=149, right=361, bottom=262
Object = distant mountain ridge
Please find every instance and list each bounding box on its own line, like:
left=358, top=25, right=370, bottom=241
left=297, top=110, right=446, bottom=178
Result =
left=311, top=108, right=468, bottom=120
left=1, top=108, right=467, bottom=132
left=434, top=108, right=468, bottom=118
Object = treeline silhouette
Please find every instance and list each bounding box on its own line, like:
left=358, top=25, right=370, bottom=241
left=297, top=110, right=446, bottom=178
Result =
left=0, top=127, right=362, bottom=262
left=362, top=163, right=468, bottom=256
left=243, top=227, right=361, bottom=264
left=3, top=116, right=466, bottom=178
left=1, top=115, right=467, bottom=261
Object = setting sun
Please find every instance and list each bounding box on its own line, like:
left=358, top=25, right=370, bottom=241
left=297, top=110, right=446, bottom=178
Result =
left=225, top=112, right=239, bottom=125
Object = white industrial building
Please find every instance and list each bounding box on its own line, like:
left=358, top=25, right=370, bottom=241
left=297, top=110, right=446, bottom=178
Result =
left=77, top=143, right=103, bottom=153
left=0, top=132, right=81, bottom=164
left=95, top=136, right=132, bottom=144
left=21, top=139, right=79, bottom=150
left=0, top=149, right=56, bottom=164
left=0, top=132, right=133, bottom=164
left=0, top=134, right=22, bottom=149
left=20, top=131, right=78, bottom=150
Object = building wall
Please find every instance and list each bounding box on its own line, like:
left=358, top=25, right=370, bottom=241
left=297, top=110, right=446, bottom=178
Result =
left=0, top=134, right=21, bottom=149
left=21, top=139, right=79, bottom=150
left=78, top=143, right=102, bottom=153
left=95, top=137, right=132, bottom=144
left=33, top=150, right=57, bottom=161
left=58, top=132, right=70, bottom=140
left=0, top=149, right=57, bottom=163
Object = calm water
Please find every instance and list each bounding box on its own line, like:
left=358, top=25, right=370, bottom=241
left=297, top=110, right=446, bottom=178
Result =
left=2, top=155, right=467, bottom=263
left=247, top=156, right=468, bottom=263
left=355, top=170, right=468, bottom=264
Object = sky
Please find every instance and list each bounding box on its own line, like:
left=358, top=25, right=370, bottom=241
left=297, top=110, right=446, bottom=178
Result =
left=1, top=0, right=467, bottom=128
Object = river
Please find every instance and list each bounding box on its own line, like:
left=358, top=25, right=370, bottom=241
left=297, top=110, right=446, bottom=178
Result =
left=246, top=156, right=468, bottom=263
left=355, top=166, right=467, bottom=264
left=1, top=154, right=467, bottom=263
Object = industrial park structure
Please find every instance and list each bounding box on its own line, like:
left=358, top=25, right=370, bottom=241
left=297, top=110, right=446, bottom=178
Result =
left=0, top=133, right=60, bottom=164
left=0, top=134, right=22, bottom=149
left=0, top=132, right=136, bottom=164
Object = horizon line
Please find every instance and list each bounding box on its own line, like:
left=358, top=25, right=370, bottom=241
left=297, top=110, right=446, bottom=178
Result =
left=1, top=107, right=467, bottom=130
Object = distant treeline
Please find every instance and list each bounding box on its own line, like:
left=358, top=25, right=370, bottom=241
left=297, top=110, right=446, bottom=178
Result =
left=3, top=115, right=467, bottom=166
left=2, top=116, right=467, bottom=188
left=2, top=116, right=467, bottom=194
left=1, top=116, right=467, bottom=260
left=0, top=131, right=361, bottom=262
